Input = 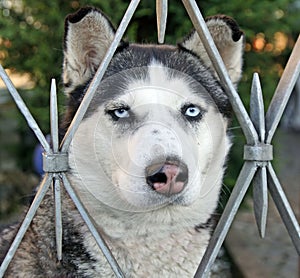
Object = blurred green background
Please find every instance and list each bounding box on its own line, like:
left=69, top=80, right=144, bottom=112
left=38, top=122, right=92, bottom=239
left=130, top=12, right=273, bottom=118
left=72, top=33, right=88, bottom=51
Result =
left=0, top=0, right=299, bottom=222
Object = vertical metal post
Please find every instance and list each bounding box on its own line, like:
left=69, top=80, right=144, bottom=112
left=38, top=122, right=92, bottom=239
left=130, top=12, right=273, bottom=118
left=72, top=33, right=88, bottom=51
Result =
left=54, top=176, right=62, bottom=261
left=252, top=166, right=268, bottom=238
left=50, top=79, right=63, bottom=260
left=250, top=73, right=268, bottom=237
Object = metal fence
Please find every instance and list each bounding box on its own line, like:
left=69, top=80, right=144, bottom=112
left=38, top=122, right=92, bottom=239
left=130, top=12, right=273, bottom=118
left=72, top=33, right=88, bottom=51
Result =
left=0, top=0, right=299, bottom=277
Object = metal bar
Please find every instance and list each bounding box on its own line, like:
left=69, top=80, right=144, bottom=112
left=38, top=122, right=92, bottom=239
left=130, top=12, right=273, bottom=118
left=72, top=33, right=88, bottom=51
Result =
left=250, top=73, right=265, bottom=142
left=54, top=175, right=63, bottom=261
left=0, top=65, right=51, bottom=153
left=0, top=174, right=53, bottom=276
left=61, top=173, right=125, bottom=278
left=194, top=162, right=257, bottom=277
left=50, top=78, right=64, bottom=261
left=50, top=79, right=59, bottom=152
left=250, top=73, right=268, bottom=238
left=60, top=0, right=141, bottom=152
left=181, top=0, right=258, bottom=145
left=266, top=35, right=300, bottom=143
left=253, top=166, right=268, bottom=238
left=156, top=0, right=168, bottom=44
left=267, top=162, right=300, bottom=254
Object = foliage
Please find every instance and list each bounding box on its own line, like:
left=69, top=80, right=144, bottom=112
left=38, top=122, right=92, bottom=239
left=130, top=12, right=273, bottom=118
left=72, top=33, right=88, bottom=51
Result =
left=0, top=170, right=38, bottom=223
left=0, top=0, right=299, bottom=175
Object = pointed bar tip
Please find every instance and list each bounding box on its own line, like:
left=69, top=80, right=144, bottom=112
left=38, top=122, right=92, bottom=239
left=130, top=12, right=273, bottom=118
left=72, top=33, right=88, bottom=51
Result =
left=50, top=78, right=59, bottom=152
left=250, top=72, right=265, bottom=142
left=156, top=0, right=168, bottom=44
left=51, top=78, right=57, bottom=93
left=251, top=72, right=263, bottom=97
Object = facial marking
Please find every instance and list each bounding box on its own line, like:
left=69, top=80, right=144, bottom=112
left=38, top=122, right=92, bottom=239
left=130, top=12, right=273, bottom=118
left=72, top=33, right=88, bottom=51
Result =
left=69, top=60, right=229, bottom=214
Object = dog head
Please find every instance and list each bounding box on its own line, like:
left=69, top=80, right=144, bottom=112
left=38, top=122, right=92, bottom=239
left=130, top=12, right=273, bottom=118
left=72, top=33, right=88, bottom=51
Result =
left=63, top=7, right=244, bottom=232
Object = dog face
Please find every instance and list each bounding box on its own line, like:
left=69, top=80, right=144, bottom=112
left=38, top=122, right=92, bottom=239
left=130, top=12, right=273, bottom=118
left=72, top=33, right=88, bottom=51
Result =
left=63, top=7, right=244, bottom=231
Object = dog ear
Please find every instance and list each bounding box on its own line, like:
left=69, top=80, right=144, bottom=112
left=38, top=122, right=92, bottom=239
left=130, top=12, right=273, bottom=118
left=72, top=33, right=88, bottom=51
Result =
left=63, top=7, right=116, bottom=95
left=180, top=15, right=244, bottom=87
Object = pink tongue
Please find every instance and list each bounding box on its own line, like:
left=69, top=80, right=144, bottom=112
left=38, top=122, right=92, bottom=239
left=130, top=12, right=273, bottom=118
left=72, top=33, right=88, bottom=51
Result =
left=153, top=181, right=185, bottom=195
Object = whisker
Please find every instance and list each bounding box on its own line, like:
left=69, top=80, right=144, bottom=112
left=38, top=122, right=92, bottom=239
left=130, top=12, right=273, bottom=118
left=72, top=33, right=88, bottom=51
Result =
left=228, top=125, right=242, bottom=131
left=217, top=183, right=232, bottom=211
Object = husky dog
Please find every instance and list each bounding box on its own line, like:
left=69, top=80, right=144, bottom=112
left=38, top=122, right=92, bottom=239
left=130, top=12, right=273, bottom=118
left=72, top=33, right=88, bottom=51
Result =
left=0, top=6, right=244, bottom=277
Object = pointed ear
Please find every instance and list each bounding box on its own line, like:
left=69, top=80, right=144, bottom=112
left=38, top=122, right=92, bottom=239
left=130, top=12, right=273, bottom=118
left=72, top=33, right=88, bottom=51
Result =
left=63, top=7, right=117, bottom=95
left=180, top=15, right=244, bottom=87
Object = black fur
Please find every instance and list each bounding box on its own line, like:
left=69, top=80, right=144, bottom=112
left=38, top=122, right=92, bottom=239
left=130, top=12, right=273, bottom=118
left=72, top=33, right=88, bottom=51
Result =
left=63, top=7, right=117, bottom=50
left=206, top=15, right=244, bottom=42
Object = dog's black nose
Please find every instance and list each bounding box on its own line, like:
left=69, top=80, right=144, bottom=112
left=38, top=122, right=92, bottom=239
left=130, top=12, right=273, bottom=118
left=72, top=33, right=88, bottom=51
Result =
left=146, top=162, right=188, bottom=195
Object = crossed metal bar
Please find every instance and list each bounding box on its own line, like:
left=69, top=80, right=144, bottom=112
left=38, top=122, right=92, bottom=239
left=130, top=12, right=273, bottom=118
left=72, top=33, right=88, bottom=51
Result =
left=0, top=0, right=299, bottom=277
left=181, top=1, right=300, bottom=276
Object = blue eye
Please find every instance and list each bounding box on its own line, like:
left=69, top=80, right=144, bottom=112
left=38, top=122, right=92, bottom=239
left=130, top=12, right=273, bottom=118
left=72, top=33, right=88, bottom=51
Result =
left=114, top=108, right=130, bottom=118
left=184, top=105, right=201, bottom=117
left=107, top=106, right=130, bottom=121
left=181, top=104, right=204, bottom=122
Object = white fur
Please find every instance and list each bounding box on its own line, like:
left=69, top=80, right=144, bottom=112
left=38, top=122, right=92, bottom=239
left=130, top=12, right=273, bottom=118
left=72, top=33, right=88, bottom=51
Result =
left=63, top=10, right=115, bottom=94
left=182, top=18, right=244, bottom=86
left=67, top=61, right=230, bottom=275
left=61, top=9, right=244, bottom=275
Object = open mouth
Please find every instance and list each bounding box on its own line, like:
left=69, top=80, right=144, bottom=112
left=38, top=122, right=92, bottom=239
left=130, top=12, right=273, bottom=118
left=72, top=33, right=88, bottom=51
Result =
left=146, top=161, right=188, bottom=196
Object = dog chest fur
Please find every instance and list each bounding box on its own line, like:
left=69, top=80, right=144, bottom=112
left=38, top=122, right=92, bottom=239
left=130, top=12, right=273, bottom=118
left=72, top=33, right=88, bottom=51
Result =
left=2, top=190, right=210, bottom=277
